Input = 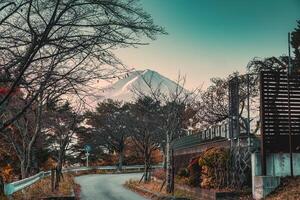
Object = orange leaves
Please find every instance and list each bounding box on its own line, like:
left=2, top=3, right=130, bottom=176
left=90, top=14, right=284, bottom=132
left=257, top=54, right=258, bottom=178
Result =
left=1, top=164, right=14, bottom=182
left=41, top=158, right=57, bottom=171
left=0, top=87, right=20, bottom=95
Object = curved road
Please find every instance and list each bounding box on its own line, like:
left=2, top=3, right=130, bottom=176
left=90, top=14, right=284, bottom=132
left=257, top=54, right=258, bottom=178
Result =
left=75, top=173, right=147, bottom=200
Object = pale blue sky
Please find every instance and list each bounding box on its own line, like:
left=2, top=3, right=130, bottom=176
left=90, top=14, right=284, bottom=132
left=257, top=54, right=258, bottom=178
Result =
left=115, top=0, right=300, bottom=89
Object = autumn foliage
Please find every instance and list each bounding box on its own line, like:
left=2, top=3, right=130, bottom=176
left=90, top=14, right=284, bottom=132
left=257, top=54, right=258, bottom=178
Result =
left=187, top=156, right=201, bottom=186
left=0, top=87, right=20, bottom=95
left=0, top=164, right=14, bottom=183
left=180, top=147, right=230, bottom=189
left=198, top=147, right=229, bottom=188
left=41, top=158, right=57, bottom=171
left=152, top=168, right=166, bottom=180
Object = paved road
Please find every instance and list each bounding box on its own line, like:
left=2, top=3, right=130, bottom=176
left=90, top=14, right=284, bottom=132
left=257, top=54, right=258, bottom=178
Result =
left=75, top=173, right=147, bottom=200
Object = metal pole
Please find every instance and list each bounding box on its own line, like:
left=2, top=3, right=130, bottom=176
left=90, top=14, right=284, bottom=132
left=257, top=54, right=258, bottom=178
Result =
left=247, top=74, right=251, bottom=150
left=86, top=152, right=89, bottom=167
left=247, top=74, right=251, bottom=136
left=259, top=71, right=267, bottom=175
left=288, top=32, right=294, bottom=177
left=171, top=148, right=175, bottom=196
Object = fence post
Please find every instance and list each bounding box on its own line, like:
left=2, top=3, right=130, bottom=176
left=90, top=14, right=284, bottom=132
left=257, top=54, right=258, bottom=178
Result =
left=0, top=176, right=4, bottom=196
left=51, top=168, right=55, bottom=192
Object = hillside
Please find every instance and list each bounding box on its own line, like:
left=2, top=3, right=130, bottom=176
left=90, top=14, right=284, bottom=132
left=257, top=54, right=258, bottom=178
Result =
left=266, top=176, right=300, bottom=200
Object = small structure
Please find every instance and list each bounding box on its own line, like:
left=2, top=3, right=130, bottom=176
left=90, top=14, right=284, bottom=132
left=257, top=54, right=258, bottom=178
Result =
left=173, top=70, right=300, bottom=199
left=252, top=70, right=300, bottom=199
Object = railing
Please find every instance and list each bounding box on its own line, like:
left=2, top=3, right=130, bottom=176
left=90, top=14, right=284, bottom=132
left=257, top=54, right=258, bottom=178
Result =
left=173, top=120, right=229, bottom=150
left=4, top=164, right=163, bottom=197
left=4, top=171, right=46, bottom=196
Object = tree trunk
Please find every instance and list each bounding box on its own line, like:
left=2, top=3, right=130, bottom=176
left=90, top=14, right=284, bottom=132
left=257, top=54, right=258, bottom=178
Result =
left=166, top=133, right=172, bottom=193
left=25, top=94, right=43, bottom=177
left=144, top=150, right=151, bottom=182
left=55, top=151, right=64, bottom=190
left=20, top=160, right=27, bottom=179
left=144, top=160, right=150, bottom=182
left=55, top=161, right=62, bottom=190
left=118, top=151, right=124, bottom=171
left=0, top=175, right=4, bottom=195
left=162, top=148, right=167, bottom=170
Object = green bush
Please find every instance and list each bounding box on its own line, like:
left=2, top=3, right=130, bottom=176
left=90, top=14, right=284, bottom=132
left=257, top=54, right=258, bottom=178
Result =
left=187, top=157, right=201, bottom=187
left=177, top=168, right=189, bottom=177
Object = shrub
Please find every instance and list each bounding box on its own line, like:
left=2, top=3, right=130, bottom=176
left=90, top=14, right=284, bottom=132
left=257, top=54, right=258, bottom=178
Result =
left=13, top=174, right=75, bottom=200
left=0, top=164, right=13, bottom=183
left=177, top=168, right=189, bottom=177
left=198, top=147, right=229, bottom=188
left=152, top=168, right=166, bottom=180
left=187, top=156, right=201, bottom=187
left=42, top=157, right=56, bottom=171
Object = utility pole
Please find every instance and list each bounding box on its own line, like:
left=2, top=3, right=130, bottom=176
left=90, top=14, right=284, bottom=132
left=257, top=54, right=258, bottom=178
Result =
left=247, top=74, right=250, bottom=136
left=288, top=32, right=294, bottom=177
left=247, top=74, right=251, bottom=151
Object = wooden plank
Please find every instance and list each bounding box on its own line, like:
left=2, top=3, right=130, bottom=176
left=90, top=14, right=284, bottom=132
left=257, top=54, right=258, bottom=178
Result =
left=260, top=70, right=300, bottom=154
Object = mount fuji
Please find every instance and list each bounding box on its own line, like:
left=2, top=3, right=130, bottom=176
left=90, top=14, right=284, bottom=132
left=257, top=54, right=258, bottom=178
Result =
left=97, top=69, right=188, bottom=102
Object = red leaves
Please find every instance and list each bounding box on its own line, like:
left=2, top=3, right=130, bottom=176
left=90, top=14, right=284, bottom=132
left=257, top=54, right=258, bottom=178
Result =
left=0, top=87, right=9, bottom=94
left=0, top=87, right=20, bottom=95
left=188, top=157, right=200, bottom=170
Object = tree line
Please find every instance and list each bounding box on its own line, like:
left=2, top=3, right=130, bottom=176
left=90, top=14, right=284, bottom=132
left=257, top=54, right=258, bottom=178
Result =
left=0, top=0, right=165, bottom=190
left=0, top=0, right=299, bottom=195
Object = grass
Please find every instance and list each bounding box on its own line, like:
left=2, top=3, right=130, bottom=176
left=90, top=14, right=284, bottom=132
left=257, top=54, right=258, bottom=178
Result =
left=125, top=179, right=197, bottom=200
left=12, top=174, right=77, bottom=200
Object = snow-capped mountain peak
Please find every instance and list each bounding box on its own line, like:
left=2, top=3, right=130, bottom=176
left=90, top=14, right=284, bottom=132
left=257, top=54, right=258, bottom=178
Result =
left=102, top=69, right=187, bottom=102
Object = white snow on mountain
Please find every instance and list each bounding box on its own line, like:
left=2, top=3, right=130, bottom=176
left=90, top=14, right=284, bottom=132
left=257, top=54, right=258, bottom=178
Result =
left=88, top=69, right=188, bottom=104
left=105, top=69, right=189, bottom=102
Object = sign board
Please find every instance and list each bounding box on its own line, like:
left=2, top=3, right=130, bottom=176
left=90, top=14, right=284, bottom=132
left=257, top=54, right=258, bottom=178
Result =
left=84, top=144, right=91, bottom=153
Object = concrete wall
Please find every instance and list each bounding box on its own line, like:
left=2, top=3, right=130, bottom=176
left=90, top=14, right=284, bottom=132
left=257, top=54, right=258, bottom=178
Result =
left=251, top=152, right=300, bottom=199
left=252, top=152, right=300, bottom=177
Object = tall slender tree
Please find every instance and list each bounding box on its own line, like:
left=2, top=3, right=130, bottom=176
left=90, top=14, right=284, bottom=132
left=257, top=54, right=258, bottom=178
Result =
left=44, top=101, right=82, bottom=188
left=130, top=96, right=163, bottom=182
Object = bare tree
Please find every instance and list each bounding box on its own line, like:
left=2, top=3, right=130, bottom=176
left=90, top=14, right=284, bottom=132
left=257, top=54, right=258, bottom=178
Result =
left=0, top=0, right=165, bottom=131
left=0, top=92, right=43, bottom=178
left=197, top=71, right=261, bottom=135
left=132, top=72, right=199, bottom=192
left=291, top=20, right=300, bottom=70
left=130, top=96, right=163, bottom=182
left=44, top=100, right=82, bottom=189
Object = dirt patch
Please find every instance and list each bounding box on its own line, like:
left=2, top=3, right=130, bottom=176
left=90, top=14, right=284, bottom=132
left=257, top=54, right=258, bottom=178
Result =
left=125, top=179, right=196, bottom=200
left=266, top=176, right=300, bottom=200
